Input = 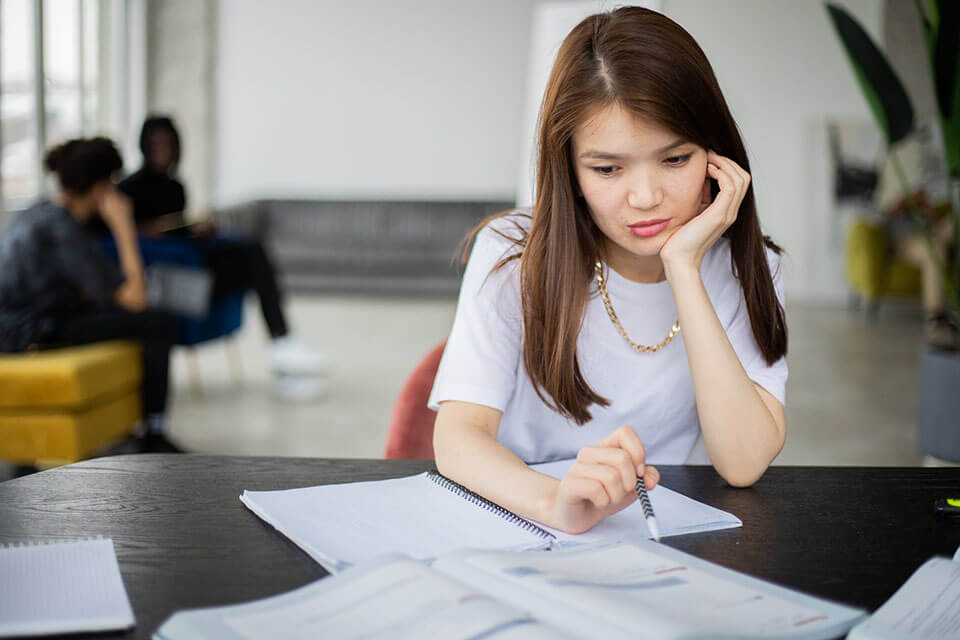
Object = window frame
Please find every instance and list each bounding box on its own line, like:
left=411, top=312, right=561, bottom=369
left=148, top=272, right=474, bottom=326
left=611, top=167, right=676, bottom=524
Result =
left=1, top=0, right=143, bottom=220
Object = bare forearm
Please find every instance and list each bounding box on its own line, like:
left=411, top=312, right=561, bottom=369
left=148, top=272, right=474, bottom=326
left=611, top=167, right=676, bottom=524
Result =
left=110, top=219, right=144, bottom=284
left=433, top=410, right=559, bottom=526
left=109, top=219, right=146, bottom=309
left=666, top=265, right=783, bottom=486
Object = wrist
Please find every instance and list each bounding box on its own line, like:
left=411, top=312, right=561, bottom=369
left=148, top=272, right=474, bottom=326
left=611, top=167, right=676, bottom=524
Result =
left=534, top=476, right=562, bottom=528
left=662, top=257, right=701, bottom=285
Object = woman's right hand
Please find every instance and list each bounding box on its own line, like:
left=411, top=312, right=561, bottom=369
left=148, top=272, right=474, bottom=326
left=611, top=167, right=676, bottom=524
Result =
left=550, top=425, right=660, bottom=534
left=98, top=186, right=134, bottom=231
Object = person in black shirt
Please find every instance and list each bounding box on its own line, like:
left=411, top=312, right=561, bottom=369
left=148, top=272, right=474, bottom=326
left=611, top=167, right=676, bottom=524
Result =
left=119, top=123, right=185, bottom=228
left=118, top=116, right=328, bottom=395
left=0, top=137, right=181, bottom=452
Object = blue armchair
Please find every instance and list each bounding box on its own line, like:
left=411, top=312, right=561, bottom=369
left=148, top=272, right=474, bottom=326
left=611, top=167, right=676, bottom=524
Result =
left=98, top=235, right=244, bottom=346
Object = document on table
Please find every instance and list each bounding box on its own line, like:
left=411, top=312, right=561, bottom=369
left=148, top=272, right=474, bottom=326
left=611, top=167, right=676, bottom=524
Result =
left=435, top=540, right=866, bottom=639
left=0, top=537, right=135, bottom=637
left=154, top=555, right=570, bottom=640
left=848, top=556, right=960, bottom=640
left=154, top=541, right=865, bottom=640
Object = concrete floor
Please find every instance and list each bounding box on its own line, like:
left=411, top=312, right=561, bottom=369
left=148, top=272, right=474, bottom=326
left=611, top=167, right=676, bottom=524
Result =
left=165, top=294, right=458, bottom=459
left=778, top=301, right=927, bottom=466
left=162, top=294, right=929, bottom=466
left=0, top=294, right=937, bottom=481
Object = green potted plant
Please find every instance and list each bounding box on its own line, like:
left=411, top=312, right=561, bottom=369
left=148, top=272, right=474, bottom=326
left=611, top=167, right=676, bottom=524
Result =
left=827, top=0, right=959, bottom=461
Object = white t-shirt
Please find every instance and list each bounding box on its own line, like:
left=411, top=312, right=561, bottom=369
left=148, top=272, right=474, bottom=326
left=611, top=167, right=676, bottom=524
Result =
left=428, top=211, right=787, bottom=465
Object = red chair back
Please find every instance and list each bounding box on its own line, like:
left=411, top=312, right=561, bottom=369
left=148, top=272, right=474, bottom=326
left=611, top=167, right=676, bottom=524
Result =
left=384, top=341, right=446, bottom=459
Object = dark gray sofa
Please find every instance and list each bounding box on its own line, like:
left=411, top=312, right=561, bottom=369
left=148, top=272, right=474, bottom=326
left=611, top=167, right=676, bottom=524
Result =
left=214, top=199, right=515, bottom=295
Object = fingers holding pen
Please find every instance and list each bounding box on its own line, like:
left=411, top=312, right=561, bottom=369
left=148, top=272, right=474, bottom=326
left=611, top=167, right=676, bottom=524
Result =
left=569, top=462, right=634, bottom=506
left=576, top=446, right=637, bottom=493
left=642, top=465, right=660, bottom=491
left=597, top=425, right=647, bottom=475
left=593, top=426, right=660, bottom=492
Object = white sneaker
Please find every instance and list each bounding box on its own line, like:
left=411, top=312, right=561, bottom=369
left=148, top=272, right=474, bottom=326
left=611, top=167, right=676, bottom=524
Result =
left=271, top=335, right=331, bottom=376
left=272, top=373, right=329, bottom=401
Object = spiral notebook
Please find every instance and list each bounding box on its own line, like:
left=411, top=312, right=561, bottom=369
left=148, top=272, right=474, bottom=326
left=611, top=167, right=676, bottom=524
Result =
left=0, top=537, right=135, bottom=637
left=240, top=459, right=741, bottom=572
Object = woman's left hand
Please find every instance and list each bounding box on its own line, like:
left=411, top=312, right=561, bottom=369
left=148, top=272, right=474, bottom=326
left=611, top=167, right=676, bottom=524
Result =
left=660, top=150, right=750, bottom=275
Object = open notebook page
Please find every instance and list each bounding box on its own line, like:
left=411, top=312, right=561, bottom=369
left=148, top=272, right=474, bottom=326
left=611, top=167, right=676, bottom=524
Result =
left=241, top=473, right=551, bottom=572
left=241, top=461, right=739, bottom=572
left=529, top=459, right=741, bottom=543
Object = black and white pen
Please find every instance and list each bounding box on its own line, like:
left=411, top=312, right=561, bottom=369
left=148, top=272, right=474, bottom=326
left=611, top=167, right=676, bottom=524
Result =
left=636, top=477, right=660, bottom=541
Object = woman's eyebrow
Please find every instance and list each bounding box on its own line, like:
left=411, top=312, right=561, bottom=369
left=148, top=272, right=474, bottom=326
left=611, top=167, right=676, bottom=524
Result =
left=578, top=139, right=688, bottom=160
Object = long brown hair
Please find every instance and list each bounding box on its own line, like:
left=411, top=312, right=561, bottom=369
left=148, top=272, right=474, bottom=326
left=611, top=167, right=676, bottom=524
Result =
left=464, top=7, right=787, bottom=424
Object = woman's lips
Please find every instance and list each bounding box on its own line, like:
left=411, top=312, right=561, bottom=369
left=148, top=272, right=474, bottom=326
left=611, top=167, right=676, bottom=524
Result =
left=628, top=219, right=670, bottom=238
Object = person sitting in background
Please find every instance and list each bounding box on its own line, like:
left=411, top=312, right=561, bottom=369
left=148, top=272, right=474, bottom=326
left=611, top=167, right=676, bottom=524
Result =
left=114, top=115, right=329, bottom=396
left=0, top=137, right=181, bottom=452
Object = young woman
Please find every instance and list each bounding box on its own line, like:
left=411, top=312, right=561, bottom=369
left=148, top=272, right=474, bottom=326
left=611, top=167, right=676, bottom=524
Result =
left=430, top=7, right=788, bottom=535
left=0, top=137, right=180, bottom=452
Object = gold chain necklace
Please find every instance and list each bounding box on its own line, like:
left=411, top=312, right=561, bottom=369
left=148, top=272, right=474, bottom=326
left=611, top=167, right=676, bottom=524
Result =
left=594, top=261, right=680, bottom=353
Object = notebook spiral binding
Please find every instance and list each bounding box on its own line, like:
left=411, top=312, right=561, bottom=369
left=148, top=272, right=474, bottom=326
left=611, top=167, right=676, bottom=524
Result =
left=635, top=479, right=654, bottom=519
left=427, top=472, right=556, bottom=541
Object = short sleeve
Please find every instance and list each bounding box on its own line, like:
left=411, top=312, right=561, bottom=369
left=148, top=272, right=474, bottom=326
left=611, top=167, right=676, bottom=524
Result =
left=723, top=248, right=788, bottom=406
left=428, top=218, right=525, bottom=412
left=53, top=224, right=124, bottom=305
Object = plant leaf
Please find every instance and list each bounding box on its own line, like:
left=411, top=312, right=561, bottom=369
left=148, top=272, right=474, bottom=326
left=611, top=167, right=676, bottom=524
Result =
left=933, top=0, right=960, bottom=177
left=933, top=0, right=959, bottom=117
left=928, top=0, right=941, bottom=34
left=916, top=0, right=937, bottom=58
left=826, top=3, right=915, bottom=145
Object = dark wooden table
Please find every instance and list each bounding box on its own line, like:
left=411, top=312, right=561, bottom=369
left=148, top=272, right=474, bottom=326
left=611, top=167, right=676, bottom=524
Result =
left=1, top=455, right=959, bottom=639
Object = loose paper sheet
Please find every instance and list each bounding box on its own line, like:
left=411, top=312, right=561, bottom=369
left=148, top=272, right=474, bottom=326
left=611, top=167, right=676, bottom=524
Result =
left=0, top=538, right=134, bottom=637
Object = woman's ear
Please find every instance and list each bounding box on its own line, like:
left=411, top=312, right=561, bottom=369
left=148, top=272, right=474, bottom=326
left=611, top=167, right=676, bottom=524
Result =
left=696, top=178, right=711, bottom=213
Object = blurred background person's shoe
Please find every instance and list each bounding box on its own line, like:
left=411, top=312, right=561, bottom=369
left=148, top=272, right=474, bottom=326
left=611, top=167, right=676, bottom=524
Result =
left=271, top=335, right=331, bottom=376
left=272, top=372, right=330, bottom=401
left=139, top=433, right=185, bottom=454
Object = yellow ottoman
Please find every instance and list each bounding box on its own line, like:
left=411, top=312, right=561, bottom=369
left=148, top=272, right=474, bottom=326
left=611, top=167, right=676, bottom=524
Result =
left=0, top=340, right=143, bottom=465
left=846, top=219, right=922, bottom=302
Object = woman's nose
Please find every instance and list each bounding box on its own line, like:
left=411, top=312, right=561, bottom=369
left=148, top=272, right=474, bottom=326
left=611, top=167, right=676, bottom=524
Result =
left=626, top=171, right=663, bottom=210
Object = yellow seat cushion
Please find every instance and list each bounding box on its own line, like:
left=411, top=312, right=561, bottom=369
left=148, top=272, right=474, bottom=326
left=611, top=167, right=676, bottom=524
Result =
left=0, top=390, right=141, bottom=464
left=0, top=340, right=142, bottom=410
left=846, top=219, right=922, bottom=300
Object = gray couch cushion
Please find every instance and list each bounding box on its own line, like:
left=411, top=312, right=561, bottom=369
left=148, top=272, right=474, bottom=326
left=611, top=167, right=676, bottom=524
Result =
left=215, top=199, right=515, bottom=295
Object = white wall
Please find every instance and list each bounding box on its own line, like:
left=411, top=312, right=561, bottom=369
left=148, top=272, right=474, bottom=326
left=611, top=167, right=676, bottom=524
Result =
left=517, top=1, right=614, bottom=208
left=148, top=0, right=217, bottom=212
left=215, top=0, right=536, bottom=203
left=214, top=0, right=884, bottom=301
left=662, top=0, right=884, bottom=301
